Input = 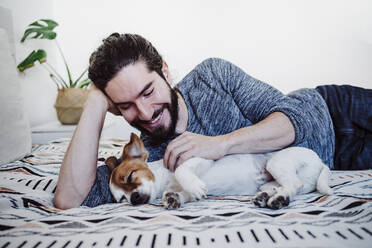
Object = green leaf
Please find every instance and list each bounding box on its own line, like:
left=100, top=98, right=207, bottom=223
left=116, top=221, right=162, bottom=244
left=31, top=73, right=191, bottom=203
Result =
left=17, top=49, right=47, bottom=72
left=20, top=19, right=58, bottom=43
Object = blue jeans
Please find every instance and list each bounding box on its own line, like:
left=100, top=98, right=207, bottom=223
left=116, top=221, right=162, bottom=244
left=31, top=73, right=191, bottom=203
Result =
left=316, top=85, right=372, bottom=170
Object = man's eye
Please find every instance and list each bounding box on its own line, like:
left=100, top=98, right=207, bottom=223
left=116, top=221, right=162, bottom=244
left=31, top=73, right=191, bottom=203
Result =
left=143, top=88, right=154, bottom=97
left=119, top=104, right=131, bottom=110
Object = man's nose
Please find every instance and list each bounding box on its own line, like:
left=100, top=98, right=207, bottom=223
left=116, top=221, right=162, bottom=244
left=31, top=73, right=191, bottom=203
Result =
left=136, top=101, right=153, bottom=121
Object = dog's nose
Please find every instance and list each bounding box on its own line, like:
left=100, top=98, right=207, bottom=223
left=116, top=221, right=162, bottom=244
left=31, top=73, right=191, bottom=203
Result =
left=130, top=192, right=150, bottom=205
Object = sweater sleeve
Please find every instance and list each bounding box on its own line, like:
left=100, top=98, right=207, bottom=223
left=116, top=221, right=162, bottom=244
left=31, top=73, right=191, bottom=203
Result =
left=80, top=164, right=114, bottom=207
left=195, top=58, right=314, bottom=145
left=141, top=133, right=175, bottom=162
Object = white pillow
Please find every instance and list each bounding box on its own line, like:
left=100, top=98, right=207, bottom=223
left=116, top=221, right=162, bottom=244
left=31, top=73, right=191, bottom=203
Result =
left=0, top=28, right=31, bottom=165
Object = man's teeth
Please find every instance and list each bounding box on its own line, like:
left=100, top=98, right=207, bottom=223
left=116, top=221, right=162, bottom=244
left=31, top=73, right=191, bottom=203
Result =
left=149, top=112, right=162, bottom=124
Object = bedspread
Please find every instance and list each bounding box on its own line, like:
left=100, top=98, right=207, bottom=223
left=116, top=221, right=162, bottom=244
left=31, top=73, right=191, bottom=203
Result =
left=0, top=139, right=371, bottom=248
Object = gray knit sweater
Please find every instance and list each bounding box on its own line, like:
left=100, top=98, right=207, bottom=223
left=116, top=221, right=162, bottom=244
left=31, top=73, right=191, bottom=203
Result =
left=81, top=58, right=334, bottom=207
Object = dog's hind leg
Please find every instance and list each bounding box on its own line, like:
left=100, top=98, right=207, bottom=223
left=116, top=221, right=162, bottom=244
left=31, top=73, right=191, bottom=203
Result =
left=264, top=152, right=304, bottom=209
left=253, top=181, right=281, bottom=208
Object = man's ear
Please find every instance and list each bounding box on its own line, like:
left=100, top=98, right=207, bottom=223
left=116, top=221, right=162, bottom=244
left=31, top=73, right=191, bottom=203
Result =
left=161, top=61, right=169, bottom=81
left=122, top=133, right=149, bottom=162
left=106, top=156, right=120, bottom=172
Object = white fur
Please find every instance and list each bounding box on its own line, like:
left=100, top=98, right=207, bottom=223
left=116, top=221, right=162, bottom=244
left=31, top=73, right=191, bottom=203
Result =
left=109, top=174, right=128, bottom=203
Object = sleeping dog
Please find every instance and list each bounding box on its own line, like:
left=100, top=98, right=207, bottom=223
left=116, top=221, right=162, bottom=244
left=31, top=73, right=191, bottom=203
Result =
left=107, top=133, right=332, bottom=209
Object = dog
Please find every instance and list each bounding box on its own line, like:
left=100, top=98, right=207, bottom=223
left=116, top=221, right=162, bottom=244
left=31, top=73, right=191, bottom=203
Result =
left=106, top=133, right=332, bottom=209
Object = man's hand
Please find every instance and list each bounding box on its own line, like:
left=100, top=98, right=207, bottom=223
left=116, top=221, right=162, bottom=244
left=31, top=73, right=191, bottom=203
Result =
left=163, top=132, right=227, bottom=172
left=89, top=84, right=121, bottom=116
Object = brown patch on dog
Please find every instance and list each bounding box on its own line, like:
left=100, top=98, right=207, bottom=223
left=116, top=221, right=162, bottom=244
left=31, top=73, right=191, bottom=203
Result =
left=106, top=156, right=119, bottom=172
left=109, top=133, right=154, bottom=195
left=111, top=161, right=154, bottom=193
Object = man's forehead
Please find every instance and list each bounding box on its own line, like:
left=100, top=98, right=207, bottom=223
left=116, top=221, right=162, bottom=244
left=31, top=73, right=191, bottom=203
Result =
left=114, top=62, right=154, bottom=85
left=105, top=63, right=156, bottom=101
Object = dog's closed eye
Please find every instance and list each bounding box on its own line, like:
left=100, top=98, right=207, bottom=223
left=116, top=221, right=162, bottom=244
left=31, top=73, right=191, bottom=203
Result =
left=127, top=171, right=134, bottom=183
left=121, top=171, right=136, bottom=184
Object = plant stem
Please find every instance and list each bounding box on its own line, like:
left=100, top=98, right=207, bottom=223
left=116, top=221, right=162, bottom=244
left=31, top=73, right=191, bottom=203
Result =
left=49, top=74, right=61, bottom=89
left=55, top=39, right=73, bottom=87
left=73, top=67, right=88, bottom=87
left=40, top=63, right=62, bottom=89
left=44, top=62, right=69, bottom=88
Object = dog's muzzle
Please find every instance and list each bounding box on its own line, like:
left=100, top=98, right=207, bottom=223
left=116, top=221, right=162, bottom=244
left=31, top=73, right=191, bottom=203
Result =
left=130, top=192, right=150, bottom=205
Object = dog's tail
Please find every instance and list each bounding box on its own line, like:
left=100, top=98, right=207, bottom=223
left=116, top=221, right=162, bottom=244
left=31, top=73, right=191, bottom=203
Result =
left=316, top=164, right=333, bottom=195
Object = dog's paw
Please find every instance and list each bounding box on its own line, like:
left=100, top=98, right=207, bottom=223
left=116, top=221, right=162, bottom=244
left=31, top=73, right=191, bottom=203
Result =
left=162, top=192, right=181, bottom=209
left=267, top=195, right=290, bottom=210
left=252, top=192, right=270, bottom=208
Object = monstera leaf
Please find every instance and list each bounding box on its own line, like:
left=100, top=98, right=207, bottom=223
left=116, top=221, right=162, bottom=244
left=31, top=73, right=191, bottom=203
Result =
left=20, top=19, right=58, bottom=43
left=17, top=49, right=46, bottom=72
left=17, top=18, right=90, bottom=89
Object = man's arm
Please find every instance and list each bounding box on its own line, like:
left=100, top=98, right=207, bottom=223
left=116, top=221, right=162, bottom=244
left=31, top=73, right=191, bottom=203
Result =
left=54, top=88, right=108, bottom=209
left=164, top=111, right=295, bottom=171
left=224, top=111, right=295, bottom=154
left=164, top=58, right=302, bottom=171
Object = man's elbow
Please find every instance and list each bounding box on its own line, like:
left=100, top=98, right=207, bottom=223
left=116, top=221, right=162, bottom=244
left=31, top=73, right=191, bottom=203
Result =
left=53, top=190, right=82, bottom=210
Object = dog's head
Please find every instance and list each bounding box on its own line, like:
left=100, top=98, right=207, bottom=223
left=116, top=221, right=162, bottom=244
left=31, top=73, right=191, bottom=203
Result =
left=106, top=133, right=155, bottom=205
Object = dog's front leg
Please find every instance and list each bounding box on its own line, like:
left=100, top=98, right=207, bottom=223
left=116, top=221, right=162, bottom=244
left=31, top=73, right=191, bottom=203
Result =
left=162, top=177, right=195, bottom=209
left=174, top=157, right=213, bottom=201
left=162, top=158, right=212, bottom=209
left=162, top=177, right=183, bottom=209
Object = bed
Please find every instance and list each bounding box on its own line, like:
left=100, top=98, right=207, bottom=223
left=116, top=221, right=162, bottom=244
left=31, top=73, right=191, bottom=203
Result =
left=0, top=138, right=371, bottom=248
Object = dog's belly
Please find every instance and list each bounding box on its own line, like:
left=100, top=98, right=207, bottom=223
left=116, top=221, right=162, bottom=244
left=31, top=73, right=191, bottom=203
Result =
left=200, top=153, right=272, bottom=196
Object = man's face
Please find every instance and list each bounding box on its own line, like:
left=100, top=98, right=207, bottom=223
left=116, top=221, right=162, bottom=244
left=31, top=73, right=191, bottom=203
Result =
left=105, top=61, right=178, bottom=143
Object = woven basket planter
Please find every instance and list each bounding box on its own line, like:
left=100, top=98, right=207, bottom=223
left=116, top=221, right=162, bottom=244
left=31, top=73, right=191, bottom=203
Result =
left=54, top=88, right=89, bottom=125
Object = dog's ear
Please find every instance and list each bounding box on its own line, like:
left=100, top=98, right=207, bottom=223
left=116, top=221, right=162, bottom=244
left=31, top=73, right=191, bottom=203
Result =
left=122, top=133, right=149, bottom=162
left=106, top=156, right=120, bottom=172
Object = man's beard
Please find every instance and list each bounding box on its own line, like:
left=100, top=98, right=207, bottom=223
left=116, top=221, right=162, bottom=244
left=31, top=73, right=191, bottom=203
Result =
left=130, top=86, right=179, bottom=146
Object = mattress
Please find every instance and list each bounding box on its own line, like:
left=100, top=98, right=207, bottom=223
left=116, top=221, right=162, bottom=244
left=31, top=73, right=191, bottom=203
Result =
left=0, top=139, right=371, bottom=247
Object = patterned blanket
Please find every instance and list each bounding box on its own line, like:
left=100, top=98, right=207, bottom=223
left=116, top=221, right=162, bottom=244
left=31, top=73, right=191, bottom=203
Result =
left=0, top=139, right=371, bottom=248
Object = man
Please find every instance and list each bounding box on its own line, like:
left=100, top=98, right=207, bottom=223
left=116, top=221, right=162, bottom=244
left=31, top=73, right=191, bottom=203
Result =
left=54, top=33, right=372, bottom=209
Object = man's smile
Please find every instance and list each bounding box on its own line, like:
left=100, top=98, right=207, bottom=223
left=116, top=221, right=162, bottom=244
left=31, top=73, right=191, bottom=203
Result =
left=142, top=109, right=164, bottom=130
left=126, top=85, right=179, bottom=145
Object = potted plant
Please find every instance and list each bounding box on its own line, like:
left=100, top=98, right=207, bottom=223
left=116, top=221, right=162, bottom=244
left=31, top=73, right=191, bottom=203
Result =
left=17, top=19, right=90, bottom=125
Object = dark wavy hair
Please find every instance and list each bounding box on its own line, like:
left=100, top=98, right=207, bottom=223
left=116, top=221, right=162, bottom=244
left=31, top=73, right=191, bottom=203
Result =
left=88, top=33, right=165, bottom=91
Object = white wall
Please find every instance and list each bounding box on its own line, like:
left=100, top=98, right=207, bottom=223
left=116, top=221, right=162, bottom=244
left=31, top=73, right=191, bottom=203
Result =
left=2, top=0, right=372, bottom=140
left=1, top=0, right=57, bottom=127
left=54, top=0, right=372, bottom=91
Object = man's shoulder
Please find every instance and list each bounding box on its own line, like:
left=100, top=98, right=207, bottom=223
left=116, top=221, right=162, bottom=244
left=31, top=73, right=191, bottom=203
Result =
left=195, top=57, right=232, bottom=71
left=177, top=57, right=233, bottom=90
left=287, top=88, right=323, bottom=101
left=180, top=57, right=232, bottom=79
